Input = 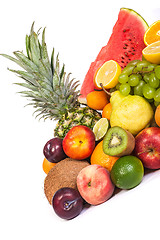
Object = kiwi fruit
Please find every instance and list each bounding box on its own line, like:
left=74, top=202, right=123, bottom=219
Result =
left=44, top=158, right=89, bottom=204
left=103, top=126, right=135, bottom=157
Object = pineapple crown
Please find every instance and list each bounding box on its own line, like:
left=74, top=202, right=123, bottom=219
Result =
left=1, top=22, right=81, bottom=121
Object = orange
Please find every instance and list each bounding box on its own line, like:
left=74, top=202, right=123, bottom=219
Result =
left=42, top=158, right=56, bottom=174
left=86, top=90, right=109, bottom=110
left=155, top=104, right=160, bottom=127
left=90, top=140, right=119, bottom=172
left=94, top=60, right=121, bottom=89
left=102, top=103, right=112, bottom=120
left=144, top=20, right=160, bottom=46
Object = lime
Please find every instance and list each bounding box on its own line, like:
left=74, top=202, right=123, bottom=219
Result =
left=110, top=155, right=144, bottom=189
left=93, top=118, right=109, bottom=141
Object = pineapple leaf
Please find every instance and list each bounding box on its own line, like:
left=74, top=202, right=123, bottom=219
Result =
left=1, top=23, right=82, bottom=122
left=25, top=35, right=31, bottom=59
left=51, top=48, right=55, bottom=74
left=29, top=25, right=41, bottom=65
left=14, top=82, right=38, bottom=91
left=13, top=51, right=39, bottom=73
left=52, top=70, right=60, bottom=90
left=0, top=53, right=25, bottom=69
left=41, top=27, right=52, bottom=75
left=8, top=68, right=39, bottom=86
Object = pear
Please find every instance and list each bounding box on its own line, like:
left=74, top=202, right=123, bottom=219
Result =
left=110, top=91, right=154, bottom=135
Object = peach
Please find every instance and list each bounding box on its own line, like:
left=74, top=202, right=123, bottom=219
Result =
left=62, top=125, right=95, bottom=160
left=77, top=164, right=115, bottom=205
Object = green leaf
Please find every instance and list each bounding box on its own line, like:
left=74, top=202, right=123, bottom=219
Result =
left=13, top=51, right=39, bottom=73
left=52, top=70, right=59, bottom=90
left=14, top=82, right=37, bottom=91
left=8, top=68, right=39, bottom=86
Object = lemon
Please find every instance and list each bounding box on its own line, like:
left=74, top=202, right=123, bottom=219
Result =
left=110, top=91, right=154, bottom=135
left=93, top=118, right=109, bottom=141
left=94, top=60, right=121, bottom=89
left=142, top=41, right=160, bottom=64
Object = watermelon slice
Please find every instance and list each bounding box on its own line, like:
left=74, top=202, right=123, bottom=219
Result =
left=79, top=8, right=149, bottom=104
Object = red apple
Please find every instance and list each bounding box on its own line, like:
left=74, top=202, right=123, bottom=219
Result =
left=62, top=125, right=95, bottom=160
left=77, top=164, right=115, bottom=205
left=134, top=127, right=160, bottom=169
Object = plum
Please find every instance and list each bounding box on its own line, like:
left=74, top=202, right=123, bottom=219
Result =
left=43, top=137, right=66, bottom=163
left=52, top=187, right=84, bottom=220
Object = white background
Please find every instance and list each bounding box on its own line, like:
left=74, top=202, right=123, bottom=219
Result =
left=0, top=1, right=160, bottom=240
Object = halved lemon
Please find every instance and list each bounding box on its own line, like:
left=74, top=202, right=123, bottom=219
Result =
left=142, top=41, right=160, bottom=64
left=94, top=60, right=121, bottom=89
left=144, top=20, right=160, bottom=46
left=93, top=118, right=109, bottom=141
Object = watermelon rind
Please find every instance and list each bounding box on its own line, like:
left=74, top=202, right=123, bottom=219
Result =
left=121, top=7, right=149, bottom=29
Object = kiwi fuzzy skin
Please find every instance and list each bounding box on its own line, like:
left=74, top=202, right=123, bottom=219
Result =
left=115, top=130, right=135, bottom=157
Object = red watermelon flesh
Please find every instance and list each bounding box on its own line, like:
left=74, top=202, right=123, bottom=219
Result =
left=79, top=8, right=148, bottom=104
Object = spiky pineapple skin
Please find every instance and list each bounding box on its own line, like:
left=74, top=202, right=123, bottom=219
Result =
left=54, top=106, right=101, bottom=138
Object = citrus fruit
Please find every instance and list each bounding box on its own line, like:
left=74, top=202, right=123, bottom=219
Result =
left=90, top=141, right=119, bottom=172
left=94, top=60, right=121, bottom=89
left=144, top=20, right=160, bottom=46
left=86, top=90, right=109, bottom=110
left=93, top=118, right=109, bottom=141
left=142, top=41, right=160, bottom=64
left=110, top=155, right=144, bottom=189
left=102, top=103, right=112, bottom=120
left=155, top=104, right=160, bottom=127
left=43, top=158, right=56, bottom=174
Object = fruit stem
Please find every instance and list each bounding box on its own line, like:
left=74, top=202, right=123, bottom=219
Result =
left=100, top=83, right=111, bottom=96
left=137, top=149, right=154, bottom=155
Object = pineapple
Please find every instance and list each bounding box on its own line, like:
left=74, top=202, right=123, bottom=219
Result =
left=2, top=23, right=101, bottom=138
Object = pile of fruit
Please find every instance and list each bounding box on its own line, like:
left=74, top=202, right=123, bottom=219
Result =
left=2, top=8, right=160, bottom=220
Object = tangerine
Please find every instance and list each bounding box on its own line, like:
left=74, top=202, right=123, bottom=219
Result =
left=43, top=158, right=56, bottom=174
left=102, top=103, right=112, bottom=120
left=90, top=140, right=119, bottom=172
left=155, top=104, right=160, bottom=127
left=86, top=90, right=109, bottom=110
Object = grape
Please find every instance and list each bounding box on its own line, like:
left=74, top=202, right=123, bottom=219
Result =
left=43, top=137, right=67, bottom=163
left=122, top=65, right=135, bottom=75
left=52, top=187, right=84, bottom=220
left=149, top=73, right=159, bottom=88
left=154, top=88, right=160, bottom=102
left=142, top=84, right=156, bottom=99
left=154, top=101, right=160, bottom=107
left=119, top=83, right=131, bottom=96
left=128, top=74, right=140, bottom=86
left=143, top=73, right=151, bottom=83
left=155, top=65, right=160, bottom=79
left=134, top=80, right=145, bottom=96
left=127, top=60, right=141, bottom=66
left=118, top=73, right=128, bottom=84
left=145, top=64, right=156, bottom=72
left=116, top=82, right=121, bottom=90
left=136, top=60, right=150, bottom=71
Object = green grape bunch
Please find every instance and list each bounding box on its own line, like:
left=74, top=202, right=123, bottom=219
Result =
left=116, top=59, right=160, bottom=107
